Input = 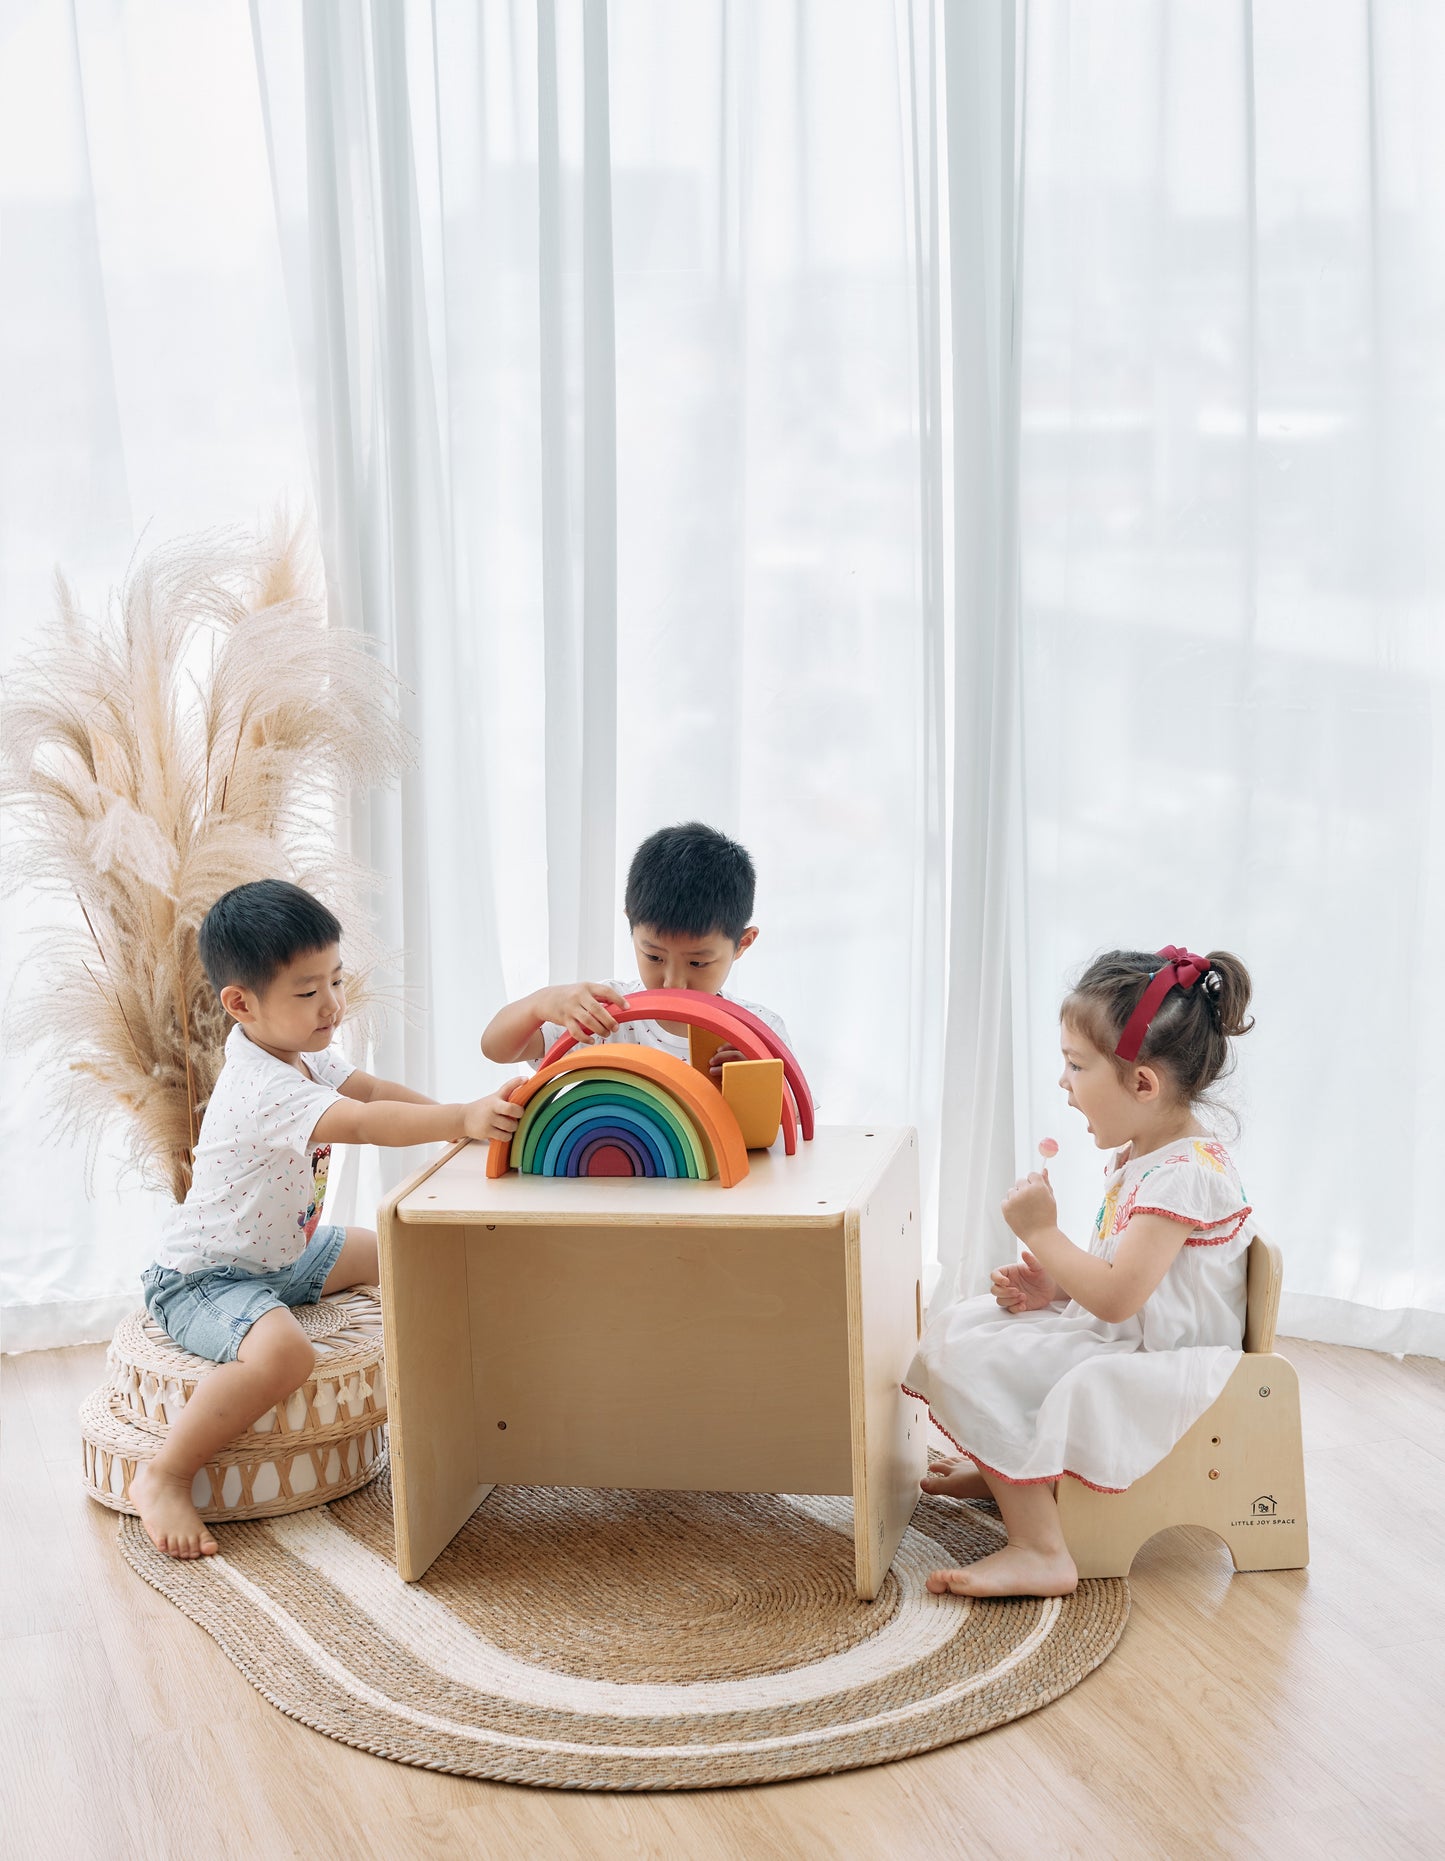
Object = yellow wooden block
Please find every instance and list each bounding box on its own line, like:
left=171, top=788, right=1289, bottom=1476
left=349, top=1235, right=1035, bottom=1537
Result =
left=720, top=1058, right=785, bottom=1150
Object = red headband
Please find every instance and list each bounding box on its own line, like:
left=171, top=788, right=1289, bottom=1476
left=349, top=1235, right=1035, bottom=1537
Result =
left=1114, top=946, right=1213, bottom=1062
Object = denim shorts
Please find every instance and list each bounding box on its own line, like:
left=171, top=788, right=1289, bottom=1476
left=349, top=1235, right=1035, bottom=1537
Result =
left=140, top=1225, right=348, bottom=1364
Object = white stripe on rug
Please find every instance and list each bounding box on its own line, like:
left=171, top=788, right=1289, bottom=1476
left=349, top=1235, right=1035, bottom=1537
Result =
left=264, top=1499, right=972, bottom=1717
left=204, top=1551, right=1063, bottom=1760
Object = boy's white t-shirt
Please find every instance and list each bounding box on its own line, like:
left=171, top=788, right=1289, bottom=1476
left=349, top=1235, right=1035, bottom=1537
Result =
left=152, top=1023, right=354, bottom=1276
left=536, top=980, right=790, bottom=1065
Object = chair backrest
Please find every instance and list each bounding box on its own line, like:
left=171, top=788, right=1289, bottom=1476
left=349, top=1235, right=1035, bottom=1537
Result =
left=1244, top=1233, right=1282, bottom=1354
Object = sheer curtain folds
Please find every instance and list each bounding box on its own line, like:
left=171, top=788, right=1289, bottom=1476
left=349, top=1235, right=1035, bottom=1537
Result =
left=4, top=0, right=1444, bottom=1359
left=0, top=0, right=311, bottom=1350
left=248, top=0, right=979, bottom=1230
left=1017, top=0, right=1445, bottom=1356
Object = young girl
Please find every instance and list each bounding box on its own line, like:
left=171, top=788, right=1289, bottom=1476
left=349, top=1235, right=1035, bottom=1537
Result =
left=905, top=946, right=1256, bottom=1599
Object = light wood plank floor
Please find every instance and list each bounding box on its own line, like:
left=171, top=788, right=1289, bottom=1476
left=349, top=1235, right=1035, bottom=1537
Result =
left=2, top=1337, right=1440, bottom=1861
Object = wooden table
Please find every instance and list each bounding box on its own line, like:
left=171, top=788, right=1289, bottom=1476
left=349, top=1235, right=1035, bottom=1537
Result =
left=377, top=1125, right=926, bottom=1599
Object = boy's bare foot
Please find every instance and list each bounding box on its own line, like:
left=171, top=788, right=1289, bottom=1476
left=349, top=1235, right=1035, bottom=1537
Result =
left=926, top=1543, right=1078, bottom=1599
left=920, top=1457, right=991, bottom=1501
left=131, top=1462, right=219, bottom=1560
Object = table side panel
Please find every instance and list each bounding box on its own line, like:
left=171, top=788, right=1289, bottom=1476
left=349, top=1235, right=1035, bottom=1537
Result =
left=845, top=1131, right=927, bottom=1599
left=378, top=1204, right=489, bottom=1582
left=466, top=1221, right=855, bottom=1494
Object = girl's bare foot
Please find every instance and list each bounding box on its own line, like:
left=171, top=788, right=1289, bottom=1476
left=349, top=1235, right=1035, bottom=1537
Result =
left=926, top=1542, right=1078, bottom=1598
left=131, top=1462, right=219, bottom=1560
left=920, top=1457, right=991, bottom=1501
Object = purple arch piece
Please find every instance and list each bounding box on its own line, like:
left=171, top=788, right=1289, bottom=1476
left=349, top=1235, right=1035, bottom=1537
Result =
left=575, top=1133, right=649, bottom=1178
left=581, top=1142, right=638, bottom=1177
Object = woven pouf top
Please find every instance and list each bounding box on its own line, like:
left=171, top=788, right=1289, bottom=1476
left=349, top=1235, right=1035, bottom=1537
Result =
left=107, top=1285, right=385, bottom=1441
left=117, top=1470, right=1129, bottom=1790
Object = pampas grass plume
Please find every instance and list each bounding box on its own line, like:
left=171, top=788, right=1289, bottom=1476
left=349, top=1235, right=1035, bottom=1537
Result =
left=0, top=514, right=411, bottom=1202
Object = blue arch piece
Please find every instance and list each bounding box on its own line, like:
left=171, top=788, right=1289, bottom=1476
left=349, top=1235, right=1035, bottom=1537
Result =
left=547, top=1111, right=671, bottom=1178
left=559, top=1120, right=681, bottom=1179
left=538, top=1105, right=674, bottom=1178
left=544, top=1113, right=663, bottom=1178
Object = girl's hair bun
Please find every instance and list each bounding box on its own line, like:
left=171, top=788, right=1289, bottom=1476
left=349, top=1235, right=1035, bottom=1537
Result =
left=1204, top=950, right=1255, bottom=1041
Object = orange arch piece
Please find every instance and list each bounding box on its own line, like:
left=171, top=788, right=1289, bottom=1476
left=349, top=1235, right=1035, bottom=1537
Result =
left=484, top=1044, right=750, bottom=1187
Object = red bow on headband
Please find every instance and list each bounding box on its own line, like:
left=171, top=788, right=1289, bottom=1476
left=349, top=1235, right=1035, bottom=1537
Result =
left=1115, top=946, right=1213, bottom=1062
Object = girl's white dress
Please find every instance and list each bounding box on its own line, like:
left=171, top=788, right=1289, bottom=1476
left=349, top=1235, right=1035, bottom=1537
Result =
left=904, top=1137, right=1254, bottom=1492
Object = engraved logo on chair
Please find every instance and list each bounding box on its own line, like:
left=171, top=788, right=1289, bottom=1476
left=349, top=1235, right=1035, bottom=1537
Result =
left=1252, top=1495, right=1277, bottom=1516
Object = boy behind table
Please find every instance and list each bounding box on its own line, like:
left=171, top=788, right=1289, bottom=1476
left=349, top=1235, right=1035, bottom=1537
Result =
left=481, top=820, right=790, bottom=1071
left=132, top=879, right=524, bottom=1561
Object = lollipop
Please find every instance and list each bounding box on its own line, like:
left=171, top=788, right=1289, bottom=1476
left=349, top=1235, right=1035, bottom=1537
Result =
left=1037, top=1137, right=1058, bottom=1162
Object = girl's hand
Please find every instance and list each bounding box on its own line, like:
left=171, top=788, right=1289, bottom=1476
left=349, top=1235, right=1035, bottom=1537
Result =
left=539, top=981, right=627, bottom=1043
left=990, top=1249, right=1057, bottom=1313
left=462, top=1080, right=527, bottom=1144
left=1001, top=1170, right=1057, bottom=1244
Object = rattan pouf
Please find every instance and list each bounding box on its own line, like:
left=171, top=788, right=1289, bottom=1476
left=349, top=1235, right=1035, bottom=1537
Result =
left=81, top=1285, right=387, bottom=1522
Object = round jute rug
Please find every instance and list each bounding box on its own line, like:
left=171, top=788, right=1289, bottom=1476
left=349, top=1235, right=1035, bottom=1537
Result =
left=116, top=1469, right=1129, bottom=1789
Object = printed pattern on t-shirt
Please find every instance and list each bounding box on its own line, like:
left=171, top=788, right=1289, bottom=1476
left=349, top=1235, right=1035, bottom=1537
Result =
left=151, top=1024, right=354, bottom=1276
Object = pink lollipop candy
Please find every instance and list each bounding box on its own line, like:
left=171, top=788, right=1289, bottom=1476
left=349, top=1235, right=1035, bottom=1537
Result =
left=1037, top=1137, right=1058, bottom=1161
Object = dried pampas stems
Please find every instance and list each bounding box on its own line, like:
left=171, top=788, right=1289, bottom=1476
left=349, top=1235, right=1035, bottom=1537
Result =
left=0, top=513, right=411, bottom=1202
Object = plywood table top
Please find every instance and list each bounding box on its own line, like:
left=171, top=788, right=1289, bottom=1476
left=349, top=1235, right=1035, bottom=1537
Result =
left=394, top=1124, right=912, bottom=1228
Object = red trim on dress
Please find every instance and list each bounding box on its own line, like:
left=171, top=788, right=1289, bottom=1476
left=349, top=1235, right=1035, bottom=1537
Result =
left=900, top=1385, right=1127, bottom=1495
left=1128, top=1202, right=1253, bottom=1246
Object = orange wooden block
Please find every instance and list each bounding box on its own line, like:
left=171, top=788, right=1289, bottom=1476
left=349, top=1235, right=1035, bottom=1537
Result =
left=720, top=1058, right=784, bottom=1150
left=687, top=1024, right=726, bottom=1078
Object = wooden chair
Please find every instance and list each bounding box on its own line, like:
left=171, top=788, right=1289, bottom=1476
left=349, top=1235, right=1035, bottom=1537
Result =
left=1056, top=1235, right=1309, bottom=1578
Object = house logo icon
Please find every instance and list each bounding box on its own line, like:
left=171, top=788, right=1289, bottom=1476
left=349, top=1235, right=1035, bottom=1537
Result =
left=1252, top=1495, right=1277, bottom=1516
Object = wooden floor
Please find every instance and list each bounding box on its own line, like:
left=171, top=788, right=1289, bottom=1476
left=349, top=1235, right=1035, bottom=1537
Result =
left=3, top=1338, right=1441, bottom=1861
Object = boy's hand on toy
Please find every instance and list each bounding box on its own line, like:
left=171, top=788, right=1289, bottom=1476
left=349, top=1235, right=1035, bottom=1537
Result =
left=463, top=1080, right=528, bottom=1144
left=1001, top=1170, right=1057, bottom=1245
left=990, top=1249, right=1056, bottom=1313
left=540, top=981, right=628, bottom=1043
left=707, top=1043, right=748, bottom=1082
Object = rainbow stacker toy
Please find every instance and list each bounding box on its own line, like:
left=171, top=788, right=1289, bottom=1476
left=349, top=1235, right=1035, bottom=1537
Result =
left=486, top=988, right=815, bottom=1186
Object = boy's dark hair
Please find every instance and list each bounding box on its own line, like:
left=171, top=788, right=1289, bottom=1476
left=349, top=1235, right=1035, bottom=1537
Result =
left=1063, top=949, right=1255, bottom=1104
left=624, top=822, right=756, bottom=944
left=198, top=879, right=342, bottom=997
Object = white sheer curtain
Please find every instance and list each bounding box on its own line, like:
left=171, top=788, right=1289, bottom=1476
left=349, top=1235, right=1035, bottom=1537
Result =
left=0, top=0, right=311, bottom=1350
left=4, top=0, right=1443, bottom=1361
left=247, top=0, right=973, bottom=1219
left=1016, top=0, right=1445, bottom=1355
